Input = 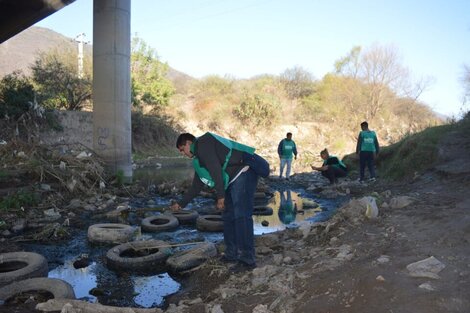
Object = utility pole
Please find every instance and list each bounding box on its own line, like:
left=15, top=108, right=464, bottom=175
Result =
left=74, top=33, right=88, bottom=78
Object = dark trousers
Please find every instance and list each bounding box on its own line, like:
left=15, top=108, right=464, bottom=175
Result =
left=321, top=166, right=347, bottom=184
left=359, top=151, right=376, bottom=180
left=222, top=168, right=258, bottom=265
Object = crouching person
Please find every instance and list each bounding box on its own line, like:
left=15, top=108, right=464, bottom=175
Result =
left=311, top=148, right=347, bottom=184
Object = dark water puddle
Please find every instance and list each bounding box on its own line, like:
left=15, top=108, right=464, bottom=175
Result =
left=19, top=164, right=347, bottom=308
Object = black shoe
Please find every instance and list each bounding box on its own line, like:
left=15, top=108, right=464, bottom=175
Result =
left=219, top=255, right=237, bottom=264
left=229, top=262, right=256, bottom=273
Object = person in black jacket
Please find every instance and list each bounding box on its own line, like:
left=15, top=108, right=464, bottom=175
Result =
left=170, top=132, right=267, bottom=272
left=311, top=148, right=348, bottom=184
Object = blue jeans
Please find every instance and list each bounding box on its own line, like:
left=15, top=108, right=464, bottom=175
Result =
left=222, top=168, right=258, bottom=265
left=280, top=158, right=293, bottom=178
left=359, top=151, right=376, bottom=180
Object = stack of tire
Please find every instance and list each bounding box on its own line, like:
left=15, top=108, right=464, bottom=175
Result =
left=0, top=252, right=75, bottom=306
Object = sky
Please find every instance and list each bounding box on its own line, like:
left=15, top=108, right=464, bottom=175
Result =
left=35, top=0, right=470, bottom=117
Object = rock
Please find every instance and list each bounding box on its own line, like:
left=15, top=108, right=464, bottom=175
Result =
left=252, top=304, right=273, bottom=313
left=210, top=304, right=224, bottom=313
left=40, top=184, right=51, bottom=191
left=389, top=196, right=414, bottom=209
left=73, top=254, right=90, bottom=269
left=336, top=244, right=353, bottom=261
left=66, top=199, right=83, bottom=209
left=76, top=151, right=91, bottom=158
left=406, top=256, right=445, bottom=279
left=418, top=282, right=435, bottom=291
left=12, top=218, right=26, bottom=233
left=377, top=255, right=390, bottom=264
left=256, top=246, right=273, bottom=255
left=261, top=220, right=269, bottom=226
left=43, top=208, right=61, bottom=221
left=376, top=275, right=385, bottom=282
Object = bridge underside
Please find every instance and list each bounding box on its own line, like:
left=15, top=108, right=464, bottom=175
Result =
left=0, top=0, right=75, bottom=43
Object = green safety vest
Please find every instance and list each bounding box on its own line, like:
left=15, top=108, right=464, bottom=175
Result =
left=191, top=132, right=255, bottom=190
left=360, top=131, right=377, bottom=152
left=281, top=139, right=296, bottom=159
left=323, top=156, right=347, bottom=171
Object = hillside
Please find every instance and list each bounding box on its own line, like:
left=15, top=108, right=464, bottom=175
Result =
left=0, top=26, right=193, bottom=90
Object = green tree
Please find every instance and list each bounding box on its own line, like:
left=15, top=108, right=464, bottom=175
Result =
left=131, top=36, right=175, bottom=109
left=31, top=49, right=92, bottom=110
left=0, top=71, right=35, bottom=118
left=233, top=90, right=281, bottom=128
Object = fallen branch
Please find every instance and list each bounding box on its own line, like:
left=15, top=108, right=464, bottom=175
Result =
left=36, top=299, right=164, bottom=313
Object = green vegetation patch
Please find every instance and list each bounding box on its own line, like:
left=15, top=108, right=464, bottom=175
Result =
left=0, top=191, right=38, bottom=211
left=377, top=124, right=455, bottom=180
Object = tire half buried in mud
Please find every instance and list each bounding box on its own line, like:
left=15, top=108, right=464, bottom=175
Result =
left=0, top=252, right=48, bottom=287
left=87, top=223, right=140, bottom=245
left=141, top=214, right=179, bottom=232
left=106, top=240, right=171, bottom=272
left=0, top=277, right=75, bottom=304
left=166, top=242, right=217, bottom=273
left=196, top=215, right=224, bottom=232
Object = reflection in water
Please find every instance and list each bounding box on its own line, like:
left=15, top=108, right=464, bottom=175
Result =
left=49, top=261, right=98, bottom=302
left=253, top=189, right=332, bottom=235
left=48, top=260, right=180, bottom=307
left=278, top=189, right=296, bottom=225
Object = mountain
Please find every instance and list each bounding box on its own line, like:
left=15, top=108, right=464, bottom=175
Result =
left=0, top=26, right=193, bottom=91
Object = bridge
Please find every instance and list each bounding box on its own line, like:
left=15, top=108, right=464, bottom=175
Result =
left=0, top=0, right=133, bottom=180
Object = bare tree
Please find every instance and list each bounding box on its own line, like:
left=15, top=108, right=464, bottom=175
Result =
left=280, top=66, right=315, bottom=99
left=462, top=64, right=470, bottom=107
left=336, top=44, right=432, bottom=120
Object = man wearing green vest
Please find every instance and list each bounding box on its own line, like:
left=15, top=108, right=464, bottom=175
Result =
left=170, top=132, right=268, bottom=272
left=277, top=132, right=298, bottom=180
left=311, top=148, right=348, bottom=184
left=356, top=121, right=380, bottom=182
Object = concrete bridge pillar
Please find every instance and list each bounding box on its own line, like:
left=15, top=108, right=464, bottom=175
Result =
left=92, top=0, right=132, bottom=180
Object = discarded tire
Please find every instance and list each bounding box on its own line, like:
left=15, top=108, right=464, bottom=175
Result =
left=196, top=215, right=224, bottom=232
left=0, top=252, right=48, bottom=287
left=167, top=210, right=199, bottom=225
left=87, top=223, right=139, bottom=245
left=142, top=214, right=179, bottom=232
left=252, top=206, right=274, bottom=216
left=0, top=277, right=75, bottom=304
left=166, top=242, right=217, bottom=273
left=106, top=240, right=171, bottom=272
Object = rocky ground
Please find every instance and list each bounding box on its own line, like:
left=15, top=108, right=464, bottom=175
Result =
left=1, top=120, right=469, bottom=313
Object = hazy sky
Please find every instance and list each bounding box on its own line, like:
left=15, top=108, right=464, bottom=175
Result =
left=35, top=0, right=470, bottom=117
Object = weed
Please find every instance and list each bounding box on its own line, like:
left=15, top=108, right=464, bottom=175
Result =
left=0, top=191, right=38, bottom=211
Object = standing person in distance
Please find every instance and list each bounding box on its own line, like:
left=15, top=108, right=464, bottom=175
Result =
left=277, top=132, right=298, bottom=180
left=170, top=132, right=269, bottom=273
left=356, top=121, right=380, bottom=182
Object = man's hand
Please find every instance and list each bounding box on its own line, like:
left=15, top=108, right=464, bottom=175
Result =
left=216, top=198, right=225, bottom=212
left=294, top=155, right=297, bottom=160
left=169, top=201, right=181, bottom=212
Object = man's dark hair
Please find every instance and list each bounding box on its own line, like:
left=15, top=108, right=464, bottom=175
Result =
left=176, top=133, right=196, bottom=148
left=360, top=121, right=368, bottom=128
left=286, top=132, right=292, bottom=137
